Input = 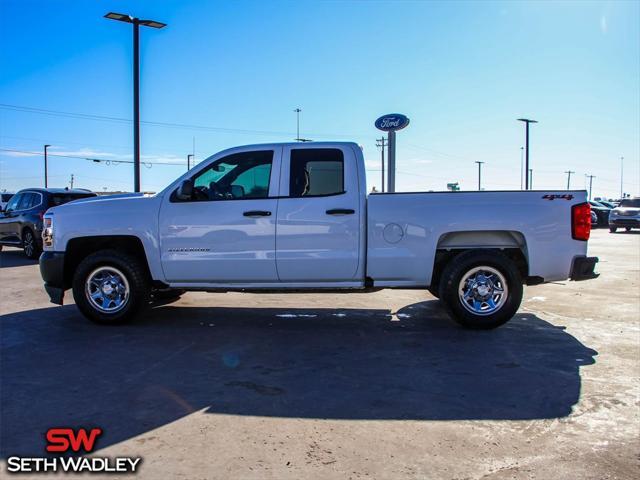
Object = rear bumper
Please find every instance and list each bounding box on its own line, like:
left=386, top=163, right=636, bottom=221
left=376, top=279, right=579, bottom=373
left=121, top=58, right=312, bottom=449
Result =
left=570, top=256, right=599, bottom=281
left=39, top=251, right=65, bottom=305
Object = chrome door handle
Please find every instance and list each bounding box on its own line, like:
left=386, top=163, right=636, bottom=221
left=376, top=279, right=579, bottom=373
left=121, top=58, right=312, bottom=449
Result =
left=326, top=208, right=355, bottom=215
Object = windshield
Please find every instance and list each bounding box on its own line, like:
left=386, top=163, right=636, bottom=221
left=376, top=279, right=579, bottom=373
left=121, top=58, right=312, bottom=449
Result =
left=619, top=199, right=640, bottom=208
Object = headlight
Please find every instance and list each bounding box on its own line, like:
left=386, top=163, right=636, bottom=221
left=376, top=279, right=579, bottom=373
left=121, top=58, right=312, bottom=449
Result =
left=43, top=217, right=53, bottom=248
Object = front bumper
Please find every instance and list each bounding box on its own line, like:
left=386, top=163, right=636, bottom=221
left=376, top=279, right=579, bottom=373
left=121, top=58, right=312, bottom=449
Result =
left=570, top=256, right=599, bottom=281
left=609, top=217, right=640, bottom=227
left=39, top=251, right=65, bottom=305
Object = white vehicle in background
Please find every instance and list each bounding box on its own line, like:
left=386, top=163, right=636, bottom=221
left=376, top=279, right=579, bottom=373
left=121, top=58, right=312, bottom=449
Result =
left=609, top=197, right=640, bottom=232
left=39, top=142, right=598, bottom=329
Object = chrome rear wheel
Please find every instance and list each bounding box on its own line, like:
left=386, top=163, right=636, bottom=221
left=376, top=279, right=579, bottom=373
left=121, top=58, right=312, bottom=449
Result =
left=458, top=266, right=508, bottom=316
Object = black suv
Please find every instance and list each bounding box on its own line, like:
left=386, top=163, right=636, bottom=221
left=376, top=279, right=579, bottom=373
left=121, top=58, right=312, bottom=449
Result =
left=0, top=188, right=96, bottom=259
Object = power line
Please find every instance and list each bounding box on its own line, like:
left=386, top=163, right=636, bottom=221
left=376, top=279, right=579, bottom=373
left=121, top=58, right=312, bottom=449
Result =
left=0, top=103, right=365, bottom=139
left=0, top=148, right=185, bottom=166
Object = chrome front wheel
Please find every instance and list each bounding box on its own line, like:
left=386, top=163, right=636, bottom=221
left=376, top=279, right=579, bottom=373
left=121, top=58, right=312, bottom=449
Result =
left=85, top=266, right=131, bottom=313
left=458, top=266, right=509, bottom=316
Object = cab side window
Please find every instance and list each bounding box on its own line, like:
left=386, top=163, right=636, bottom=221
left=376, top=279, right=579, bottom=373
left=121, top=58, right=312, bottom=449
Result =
left=289, top=149, right=344, bottom=197
left=188, top=150, right=273, bottom=201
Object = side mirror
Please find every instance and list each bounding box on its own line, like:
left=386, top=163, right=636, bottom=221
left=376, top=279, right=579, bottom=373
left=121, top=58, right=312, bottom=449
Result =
left=176, top=179, right=194, bottom=201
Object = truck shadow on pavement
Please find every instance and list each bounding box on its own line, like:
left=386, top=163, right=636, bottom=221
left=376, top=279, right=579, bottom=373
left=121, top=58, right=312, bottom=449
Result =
left=0, top=300, right=597, bottom=456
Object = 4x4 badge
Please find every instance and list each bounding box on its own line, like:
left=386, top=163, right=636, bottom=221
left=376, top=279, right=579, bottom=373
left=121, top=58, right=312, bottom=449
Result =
left=542, top=194, right=574, bottom=201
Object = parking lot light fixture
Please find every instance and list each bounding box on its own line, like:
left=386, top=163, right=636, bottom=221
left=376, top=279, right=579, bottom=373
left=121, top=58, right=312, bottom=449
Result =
left=44, top=144, right=51, bottom=188
left=104, top=12, right=166, bottom=192
left=517, top=118, right=538, bottom=190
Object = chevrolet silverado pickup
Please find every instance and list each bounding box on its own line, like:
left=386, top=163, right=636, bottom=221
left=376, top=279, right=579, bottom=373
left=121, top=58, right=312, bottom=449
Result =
left=39, top=142, right=598, bottom=329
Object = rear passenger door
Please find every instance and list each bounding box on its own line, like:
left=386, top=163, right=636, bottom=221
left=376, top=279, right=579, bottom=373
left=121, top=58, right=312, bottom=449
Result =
left=276, top=146, right=362, bottom=283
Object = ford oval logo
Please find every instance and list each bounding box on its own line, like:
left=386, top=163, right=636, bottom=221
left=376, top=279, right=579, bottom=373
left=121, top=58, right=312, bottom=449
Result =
left=375, top=113, right=410, bottom=132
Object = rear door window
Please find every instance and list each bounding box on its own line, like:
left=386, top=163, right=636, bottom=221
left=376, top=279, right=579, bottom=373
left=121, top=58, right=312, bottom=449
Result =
left=289, top=149, right=344, bottom=197
left=17, top=193, right=36, bottom=210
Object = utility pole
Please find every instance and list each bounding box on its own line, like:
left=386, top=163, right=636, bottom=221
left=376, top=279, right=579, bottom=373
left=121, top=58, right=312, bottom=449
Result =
left=376, top=137, right=387, bottom=192
left=620, top=156, right=624, bottom=199
left=565, top=170, right=575, bottom=190
left=475, top=161, right=484, bottom=190
left=44, top=144, right=51, bottom=188
left=69, top=174, right=74, bottom=189
left=187, top=154, right=194, bottom=171
left=517, top=118, right=538, bottom=190
left=587, top=175, right=595, bottom=200
left=529, top=169, right=533, bottom=189
left=520, top=146, right=524, bottom=190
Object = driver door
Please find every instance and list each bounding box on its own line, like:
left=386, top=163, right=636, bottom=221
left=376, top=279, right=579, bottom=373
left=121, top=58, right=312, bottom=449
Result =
left=159, top=147, right=281, bottom=284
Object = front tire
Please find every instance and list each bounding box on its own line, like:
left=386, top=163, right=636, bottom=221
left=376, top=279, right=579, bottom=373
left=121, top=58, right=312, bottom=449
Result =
left=438, top=250, right=523, bottom=330
left=22, top=229, right=41, bottom=259
left=72, top=250, right=150, bottom=324
left=625, top=227, right=632, bottom=232
left=609, top=227, right=617, bottom=233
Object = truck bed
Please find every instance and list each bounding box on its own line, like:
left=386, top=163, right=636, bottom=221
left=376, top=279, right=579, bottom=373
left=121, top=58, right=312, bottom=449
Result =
left=366, top=190, right=589, bottom=287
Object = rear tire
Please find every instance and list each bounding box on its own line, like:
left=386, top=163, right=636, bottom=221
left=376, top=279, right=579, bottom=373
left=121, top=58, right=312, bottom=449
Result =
left=22, top=229, right=41, bottom=259
left=72, top=249, right=150, bottom=324
left=438, top=250, right=523, bottom=330
left=609, top=227, right=617, bottom=233
left=625, top=227, right=632, bottom=232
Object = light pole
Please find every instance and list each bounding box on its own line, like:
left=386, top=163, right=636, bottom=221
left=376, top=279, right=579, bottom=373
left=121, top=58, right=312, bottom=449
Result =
left=105, top=12, right=166, bottom=193
left=520, top=146, right=524, bottom=190
left=293, top=108, right=312, bottom=142
left=517, top=118, right=538, bottom=190
left=187, top=154, right=194, bottom=171
left=587, top=175, right=595, bottom=200
left=294, top=108, right=301, bottom=142
left=565, top=170, right=575, bottom=190
left=44, top=144, right=51, bottom=188
left=475, top=161, right=484, bottom=190
left=620, top=156, right=624, bottom=199
left=529, top=168, right=533, bottom=189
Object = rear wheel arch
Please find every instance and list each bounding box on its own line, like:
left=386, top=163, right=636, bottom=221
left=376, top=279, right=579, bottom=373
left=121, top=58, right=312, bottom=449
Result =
left=430, top=230, right=529, bottom=292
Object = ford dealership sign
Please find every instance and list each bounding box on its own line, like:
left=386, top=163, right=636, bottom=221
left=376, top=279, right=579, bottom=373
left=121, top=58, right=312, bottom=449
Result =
left=375, top=113, right=410, bottom=132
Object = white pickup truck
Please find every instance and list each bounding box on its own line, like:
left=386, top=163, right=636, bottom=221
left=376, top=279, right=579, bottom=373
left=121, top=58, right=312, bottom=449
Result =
left=39, top=142, right=598, bottom=329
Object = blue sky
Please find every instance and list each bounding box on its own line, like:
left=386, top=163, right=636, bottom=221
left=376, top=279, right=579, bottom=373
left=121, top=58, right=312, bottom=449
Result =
left=1, top=0, right=638, bottom=198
